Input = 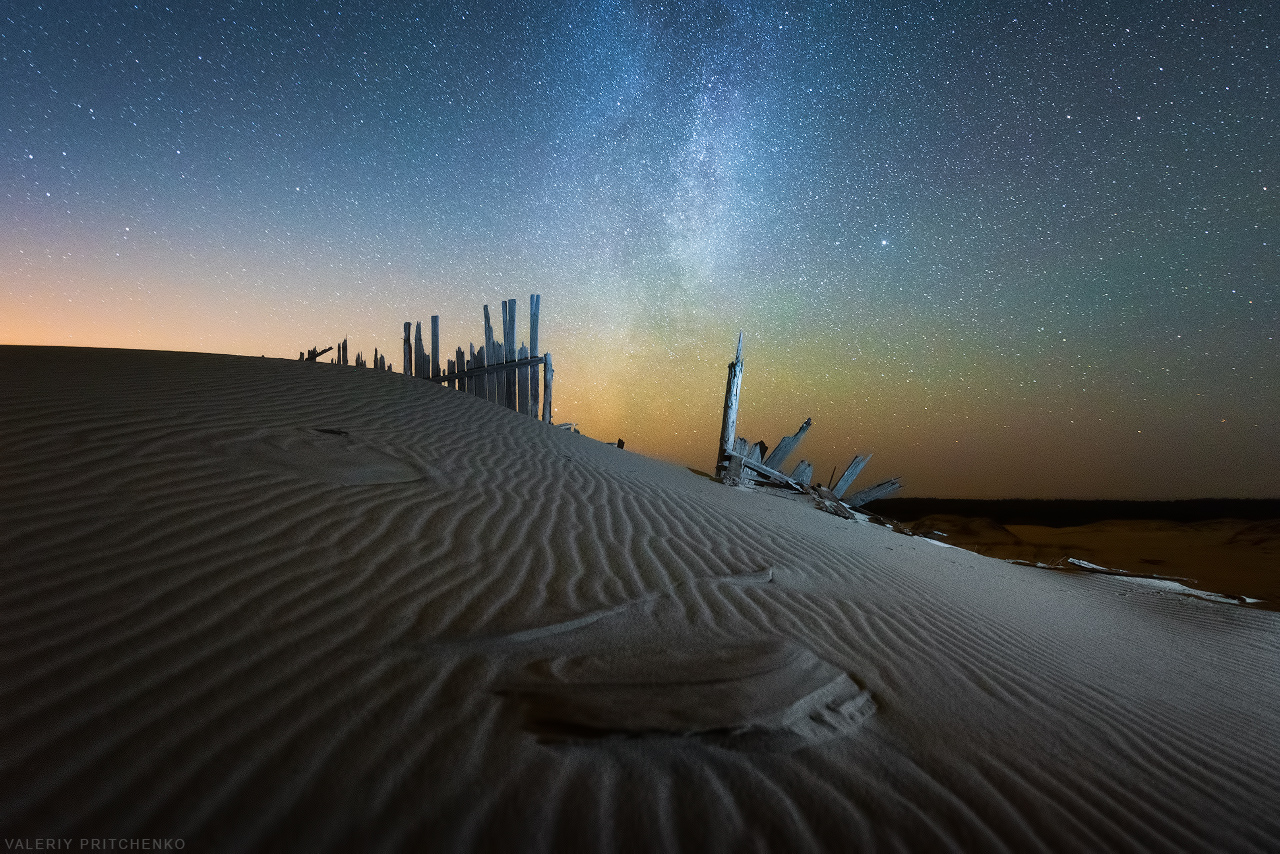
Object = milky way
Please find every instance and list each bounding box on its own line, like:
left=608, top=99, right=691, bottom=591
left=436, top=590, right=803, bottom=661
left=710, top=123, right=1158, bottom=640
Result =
left=3, top=2, right=1276, bottom=497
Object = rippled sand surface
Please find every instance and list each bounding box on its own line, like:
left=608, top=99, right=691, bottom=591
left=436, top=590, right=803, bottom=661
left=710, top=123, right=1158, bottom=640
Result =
left=3, top=346, right=1278, bottom=851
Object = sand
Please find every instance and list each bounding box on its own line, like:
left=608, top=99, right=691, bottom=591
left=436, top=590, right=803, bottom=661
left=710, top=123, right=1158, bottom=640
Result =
left=2, top=345, right=1278, bottom=852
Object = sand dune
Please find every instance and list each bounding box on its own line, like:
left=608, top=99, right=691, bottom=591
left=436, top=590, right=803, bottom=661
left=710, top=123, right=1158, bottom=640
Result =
left=3, top=346, right=1279, bottom=851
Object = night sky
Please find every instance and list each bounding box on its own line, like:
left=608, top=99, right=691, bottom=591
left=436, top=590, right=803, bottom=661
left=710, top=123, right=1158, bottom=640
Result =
left=4, top=2, right=1276, bottom=498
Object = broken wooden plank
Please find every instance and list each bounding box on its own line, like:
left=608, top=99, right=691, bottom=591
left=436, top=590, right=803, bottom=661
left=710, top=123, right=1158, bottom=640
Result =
left=733, top=437, right=749, bottom=455
left=748, top=441, right=766, bottom=464
left=716, top=331, right=745, bottom=480
left=833, top=454, right=872, bottom=499
left=726, top=452, right=807, bottom=493
left=792, top=460, right=814, bottom=486
left=763, top=418, right=812, bottom=471
left=305, top=346, right=334, bottom=362
left=843, top=478, right=902, bottom=507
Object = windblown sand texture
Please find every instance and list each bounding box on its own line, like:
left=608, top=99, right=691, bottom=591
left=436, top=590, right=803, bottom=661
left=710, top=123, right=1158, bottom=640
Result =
left=3, top=346, right=1279, bottom=852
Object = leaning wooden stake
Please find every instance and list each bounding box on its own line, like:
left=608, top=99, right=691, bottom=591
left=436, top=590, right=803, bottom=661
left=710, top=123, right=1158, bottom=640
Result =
left=716, top=332, right=745, bottom=482
left=844, top=477, right=902, bottom=507
left=833, top=454, right=872, bottom=499
left=763, top=418, right=812, bottom=472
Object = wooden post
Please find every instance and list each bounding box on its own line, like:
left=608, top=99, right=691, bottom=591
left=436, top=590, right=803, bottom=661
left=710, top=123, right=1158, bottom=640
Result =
left=763, top=418, right=812, bottom=472
left=431, top=316, right=440, bottom=380
left=529, top=294, right=541, bottom=417
left=475, top=345, right=487, bottom=399
left=716, top=332, right=745, bottom=481
left=403, top=323, right=412, bottom=375
left=499, top=300, right=510, bottom=408
left=541, top=351, right=554, bottom=422
left=505, top=299, right=517, bottom=410
left=833, top=454, right=872, bottom=499
left=413, top=322, right=425, bottom=378
left=469, top=343, right=478, bottom=396
left=483, top=306, right=496, bottom=403
left=792, top=460, right=814, bottom=486
left=455, top=346, right=465, bottom=391
left=517, top=343, right=530, bottom=415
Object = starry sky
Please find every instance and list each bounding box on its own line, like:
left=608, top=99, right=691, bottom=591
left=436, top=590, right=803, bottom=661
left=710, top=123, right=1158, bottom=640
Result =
left=3, top=1, right=1277, bottom=498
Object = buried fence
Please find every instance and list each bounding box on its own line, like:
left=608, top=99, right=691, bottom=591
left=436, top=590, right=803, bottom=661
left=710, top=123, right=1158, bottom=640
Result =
left=404, top=294, right=552, bottom=422
left=715, top=332, right=901, bottom=508
left=301, top=294, right=553, bottom=422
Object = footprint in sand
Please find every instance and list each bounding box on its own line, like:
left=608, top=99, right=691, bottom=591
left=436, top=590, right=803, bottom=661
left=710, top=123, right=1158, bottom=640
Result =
left=493, top=574, right=876, bottom=752
left=215, top=426, right=425, bottom=485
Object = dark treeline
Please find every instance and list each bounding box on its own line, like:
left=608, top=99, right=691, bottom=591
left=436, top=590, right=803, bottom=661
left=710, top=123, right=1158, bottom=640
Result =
left=865, top=498, right=1280, bottom=527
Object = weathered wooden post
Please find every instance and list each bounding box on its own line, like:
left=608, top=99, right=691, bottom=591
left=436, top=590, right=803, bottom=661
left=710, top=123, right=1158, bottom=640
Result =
left=403, top=323, right=412, bottom=375
left=529, top=294, right=541, bottom=417
left=455, top=346, right=465, bottom=391
left=517, top=343, right=530, bottom=415
left=792, top=461, right=814, bottom=486
left=541, top=352, right=554, bottom=422
left=505, top=298, right=518, bottom=410
left=431, top=316, right=440, bottom=380
left=482, top=306, right=497, bottom=403
left=716, top=332, right=745, bottom=482
left=414, top=322, right=425, bottom=378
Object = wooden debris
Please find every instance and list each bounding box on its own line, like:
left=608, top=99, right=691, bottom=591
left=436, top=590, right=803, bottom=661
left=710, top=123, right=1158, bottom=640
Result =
left=303, top=346, right=333, bottom=362
left=844, top=478, right=902, bottom=507
left=716, top=331, right=745, bottom=481
left=833, top=454, right=872, bottom=498
left=763, top=418, right=811, bottom=472
left=792, top=460, right=814, bottom=486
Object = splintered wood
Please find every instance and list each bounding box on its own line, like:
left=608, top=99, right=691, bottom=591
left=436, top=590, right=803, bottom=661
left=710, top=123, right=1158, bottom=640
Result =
left=714, top=334, right=901, bottom=512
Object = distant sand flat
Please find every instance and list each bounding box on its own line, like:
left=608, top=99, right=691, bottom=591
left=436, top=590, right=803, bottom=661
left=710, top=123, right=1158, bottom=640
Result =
left=907, top=515, right=1280, bottom=603
left=3, top=346, right=1279, bottom=851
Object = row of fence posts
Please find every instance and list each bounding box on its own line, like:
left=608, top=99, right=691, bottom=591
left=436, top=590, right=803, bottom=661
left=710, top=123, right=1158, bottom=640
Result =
left=302, top=340, right=394, bottom=371
left=403, top=294, right=553, bottom=422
